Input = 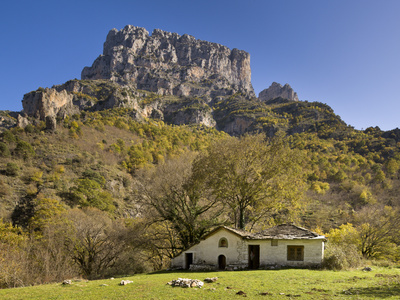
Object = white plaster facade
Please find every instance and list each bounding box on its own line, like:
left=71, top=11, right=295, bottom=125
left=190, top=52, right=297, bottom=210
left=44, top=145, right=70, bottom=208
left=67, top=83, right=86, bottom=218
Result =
left=171, top=225, right=325, bottom=270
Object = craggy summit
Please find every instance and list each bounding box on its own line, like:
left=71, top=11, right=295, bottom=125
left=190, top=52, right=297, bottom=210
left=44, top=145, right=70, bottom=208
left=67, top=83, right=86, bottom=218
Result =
left=82, top=25, right=254, bottom=98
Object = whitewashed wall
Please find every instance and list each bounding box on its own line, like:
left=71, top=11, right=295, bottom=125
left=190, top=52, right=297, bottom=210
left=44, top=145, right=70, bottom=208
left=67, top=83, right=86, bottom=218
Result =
left=171, top=228, right=324, bottom=269
left=253, top=239, right=324, bottom=266
left=171, top=229, right=246, bottom=269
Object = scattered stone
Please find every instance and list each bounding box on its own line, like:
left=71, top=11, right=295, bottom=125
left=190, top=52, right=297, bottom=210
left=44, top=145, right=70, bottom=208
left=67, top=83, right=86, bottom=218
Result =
left=363, top=267, right=372, bottom=272
left=204, top=277, right=218, bottom=283
left=260, top=292, right=272, bottom=296
left=226, top=286, right=234, bottom=289
left=110, top=277, right=115, bottom=280
left=62, top=280, right=72, bottom=285
left=167, top=278, right=204, bottom=288
left=120, top=280, right=133, bottom=285
left=100, top=284, right=108, bottom=286
left=236, top=290, right=246, bottom=296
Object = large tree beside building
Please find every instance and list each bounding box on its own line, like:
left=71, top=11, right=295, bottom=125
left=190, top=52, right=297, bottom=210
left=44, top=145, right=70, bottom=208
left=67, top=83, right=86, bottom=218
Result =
left=192, top=133, right=306, bottom=230
left=134, top=153, right=224, bottom=253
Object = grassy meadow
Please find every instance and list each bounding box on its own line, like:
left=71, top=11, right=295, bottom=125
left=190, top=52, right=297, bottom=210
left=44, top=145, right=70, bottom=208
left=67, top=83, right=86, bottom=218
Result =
left=1, top=267, right=400, bottom=299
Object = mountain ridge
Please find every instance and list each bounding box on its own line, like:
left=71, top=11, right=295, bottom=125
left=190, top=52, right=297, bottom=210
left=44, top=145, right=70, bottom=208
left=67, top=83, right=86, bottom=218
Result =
left=0, top=25, right=396, bottom=138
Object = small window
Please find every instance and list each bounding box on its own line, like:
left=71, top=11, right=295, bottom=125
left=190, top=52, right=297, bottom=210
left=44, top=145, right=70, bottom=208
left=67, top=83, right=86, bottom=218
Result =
left=287, top=246, right=304, bottom=261
left=271, top=239, right=278, bottom=246
left=219, top=238, right=228, bottom=248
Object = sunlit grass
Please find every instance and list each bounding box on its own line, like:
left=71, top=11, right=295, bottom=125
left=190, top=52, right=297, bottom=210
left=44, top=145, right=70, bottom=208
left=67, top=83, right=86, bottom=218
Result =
left=1, top=267, right=400, bottom=299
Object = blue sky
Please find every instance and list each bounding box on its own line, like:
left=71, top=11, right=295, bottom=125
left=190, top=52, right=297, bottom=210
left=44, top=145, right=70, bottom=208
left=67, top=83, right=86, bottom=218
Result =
left=1, top=0, right=399, bottom=130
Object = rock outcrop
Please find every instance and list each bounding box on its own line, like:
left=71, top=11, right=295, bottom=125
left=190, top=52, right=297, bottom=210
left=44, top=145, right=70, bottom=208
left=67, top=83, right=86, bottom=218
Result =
left=82, top=25, right=254, bottom=98
left=22, top=88, right=77, bottom=120
left=259, top=82, right=299, bottom=103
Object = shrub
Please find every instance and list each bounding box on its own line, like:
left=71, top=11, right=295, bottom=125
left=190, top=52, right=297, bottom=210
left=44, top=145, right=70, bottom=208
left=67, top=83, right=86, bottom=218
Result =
left=0, top=142, right=10, bottom=157
left=322, top=243, right=363, bottom=270
left=1, top=130, right=16, bottom=143
left=24, top=124, right=35, bottom=133
left=14, top=140, right=35, bottom=159
left=5, top=163, right=19, bottom=177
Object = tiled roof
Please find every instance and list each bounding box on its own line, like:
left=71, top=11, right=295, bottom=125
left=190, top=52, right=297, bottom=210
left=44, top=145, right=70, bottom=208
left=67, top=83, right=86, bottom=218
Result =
left=212, top=224, right=324, bottom=240
left=221, top=226, right=254, bottom=238
left=254, top=224, right=324, bottom=239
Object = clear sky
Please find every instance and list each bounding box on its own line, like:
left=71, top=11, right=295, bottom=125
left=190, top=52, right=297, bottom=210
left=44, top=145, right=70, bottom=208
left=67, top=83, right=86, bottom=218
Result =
left=1, top=0, right=399, bottom=130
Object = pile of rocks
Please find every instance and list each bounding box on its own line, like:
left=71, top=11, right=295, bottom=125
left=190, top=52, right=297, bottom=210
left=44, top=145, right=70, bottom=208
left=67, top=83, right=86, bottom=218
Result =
left=167, top=278, right=204, bottom=288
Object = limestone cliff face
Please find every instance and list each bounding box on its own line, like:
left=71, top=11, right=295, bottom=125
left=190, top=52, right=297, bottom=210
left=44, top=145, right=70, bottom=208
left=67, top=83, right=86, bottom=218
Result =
left=82, top=25, right=254, bottom=98
left=22, top=88, right=77, bottom=120
left=259, top=82, right=299, bottom=103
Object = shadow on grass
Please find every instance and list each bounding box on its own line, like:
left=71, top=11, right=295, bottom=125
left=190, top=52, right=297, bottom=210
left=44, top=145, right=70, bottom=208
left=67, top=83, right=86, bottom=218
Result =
left=342, top=285, right=400, bottom=298
left=148, top=269, right=231, bottom=275
left=148, top=267, right=326, bottom=275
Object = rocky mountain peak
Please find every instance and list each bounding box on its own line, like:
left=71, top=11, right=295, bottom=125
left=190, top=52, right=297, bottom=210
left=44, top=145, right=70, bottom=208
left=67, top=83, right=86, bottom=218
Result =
left=258, top=82, right=299, bottom=103
left=82, top=25, right=255, bottom=98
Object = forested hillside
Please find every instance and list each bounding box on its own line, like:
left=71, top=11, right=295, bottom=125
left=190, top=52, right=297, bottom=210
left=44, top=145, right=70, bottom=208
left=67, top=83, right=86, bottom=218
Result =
left=0, top=103, right=399, bottom=287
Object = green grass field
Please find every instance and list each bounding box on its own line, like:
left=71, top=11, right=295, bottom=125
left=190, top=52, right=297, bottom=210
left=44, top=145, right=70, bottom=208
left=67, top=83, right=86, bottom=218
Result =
left=1, top=267, right=400, bottom=299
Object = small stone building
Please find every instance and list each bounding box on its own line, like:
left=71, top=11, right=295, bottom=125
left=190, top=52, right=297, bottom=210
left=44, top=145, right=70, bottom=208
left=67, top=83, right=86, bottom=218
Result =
left=170, top=224, right=325, bottom=270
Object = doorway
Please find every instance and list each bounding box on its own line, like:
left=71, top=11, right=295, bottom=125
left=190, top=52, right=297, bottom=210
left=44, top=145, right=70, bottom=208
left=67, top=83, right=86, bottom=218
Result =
left=218, top=255, right=226, bottom=270
left=185, top=253, right=193, bottom=269
left=248, top=245, right=260, bottom=269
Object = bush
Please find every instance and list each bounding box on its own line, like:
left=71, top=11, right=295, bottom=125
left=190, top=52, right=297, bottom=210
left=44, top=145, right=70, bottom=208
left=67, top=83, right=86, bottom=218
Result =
left=5, top=163, right=19, bottom=177
left=1, top=130, right=16, bottom=143
left=322, top=244, right=362, bottom=270
left=24, top=124, right=35, bottom=133
left=14, top=140, right=35, bottom=159
left=0, top=142, right=10, bottom=157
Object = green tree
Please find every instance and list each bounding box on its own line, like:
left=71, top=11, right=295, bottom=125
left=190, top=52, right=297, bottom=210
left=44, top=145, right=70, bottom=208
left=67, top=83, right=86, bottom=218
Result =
left=192, top=134, right=305, bottom=230
left=0, top=142, right=10, bottom=157
left=69, top=179, right=115, bottom=212
left=29, top=197, right=67, bottom=232
left=14, top=140, right=35, bottom=159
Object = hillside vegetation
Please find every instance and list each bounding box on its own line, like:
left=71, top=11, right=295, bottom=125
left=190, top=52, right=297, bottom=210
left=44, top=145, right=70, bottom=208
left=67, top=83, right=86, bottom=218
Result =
left=0, top=100, right=400, bottom=288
